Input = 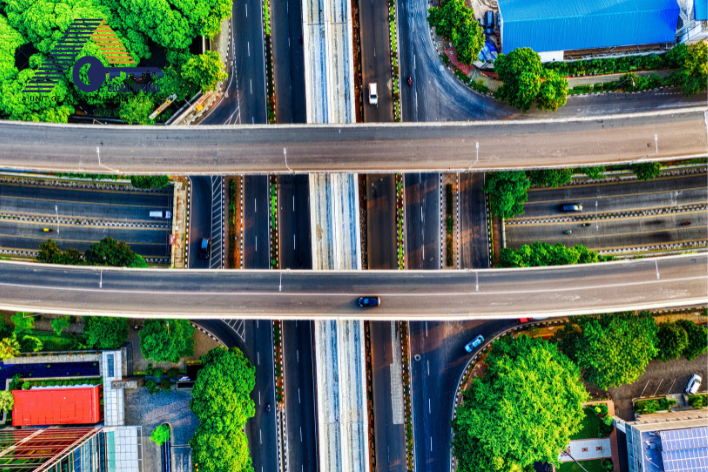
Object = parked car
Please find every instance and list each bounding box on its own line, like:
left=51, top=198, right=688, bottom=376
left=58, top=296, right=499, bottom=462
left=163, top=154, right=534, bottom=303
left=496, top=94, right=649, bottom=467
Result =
left=198, top=237, right=211, bottom=260
left=484, top=10, right=494, bottom=35
left=358, top=296, right=381, bottom=308
left=686, top=374, right=702, bottom=395
left=562, top=204, right=583, bottom=212
left=464, top=335, right=484, bottom=352
left=517, top=318, right=533, bottom=323
left=369, top=83, right=378, bottom=105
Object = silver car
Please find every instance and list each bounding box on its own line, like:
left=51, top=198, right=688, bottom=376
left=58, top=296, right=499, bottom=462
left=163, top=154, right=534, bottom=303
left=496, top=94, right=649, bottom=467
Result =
left=686, top=374, right=702, bottom=395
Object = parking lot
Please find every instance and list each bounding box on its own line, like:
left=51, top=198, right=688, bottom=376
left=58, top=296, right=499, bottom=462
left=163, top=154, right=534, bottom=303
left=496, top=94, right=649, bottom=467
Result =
left=0, top=178, right=174, bottom=263
left=506, top=173, right=708, bottom=254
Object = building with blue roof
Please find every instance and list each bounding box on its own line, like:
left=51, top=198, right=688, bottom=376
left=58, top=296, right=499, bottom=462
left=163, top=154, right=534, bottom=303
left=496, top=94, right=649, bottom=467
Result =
left=695, top=0, right=707, bottom=20
left=615, top=408, right=708, bottom=472
left=497, top=0, right=680, bottom=61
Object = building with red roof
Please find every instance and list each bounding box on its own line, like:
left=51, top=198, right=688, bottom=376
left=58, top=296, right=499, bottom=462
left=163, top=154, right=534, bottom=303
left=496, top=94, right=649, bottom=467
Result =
left=11, top=386, right=101, bottom=427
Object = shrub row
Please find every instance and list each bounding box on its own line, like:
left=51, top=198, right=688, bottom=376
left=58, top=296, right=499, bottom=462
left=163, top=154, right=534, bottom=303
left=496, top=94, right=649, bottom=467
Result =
left=634, top=397, right=677, bottom=414
left=544, top=53, right=672, bottom=78
left=20, top=377, right=102, bottom=390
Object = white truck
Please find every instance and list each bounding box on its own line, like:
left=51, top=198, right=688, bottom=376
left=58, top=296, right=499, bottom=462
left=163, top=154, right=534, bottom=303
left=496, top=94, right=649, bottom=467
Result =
left=149, top=210, right=172, bottom=219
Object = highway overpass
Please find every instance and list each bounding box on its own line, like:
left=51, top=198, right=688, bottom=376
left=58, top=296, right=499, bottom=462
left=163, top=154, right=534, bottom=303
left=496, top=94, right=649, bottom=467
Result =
left=0, top=108, right=705, bottom=174
left=0, top=254, right=704, bottom=319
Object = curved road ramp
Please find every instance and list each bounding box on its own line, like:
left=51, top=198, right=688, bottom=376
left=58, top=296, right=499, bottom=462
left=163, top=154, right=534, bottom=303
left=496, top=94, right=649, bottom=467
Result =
left=0, top=254, right=704, bottom=318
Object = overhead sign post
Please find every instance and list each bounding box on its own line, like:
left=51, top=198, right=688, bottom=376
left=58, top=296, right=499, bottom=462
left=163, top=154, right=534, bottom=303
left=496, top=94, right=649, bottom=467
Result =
left=149, top=94, right=177, bottom=120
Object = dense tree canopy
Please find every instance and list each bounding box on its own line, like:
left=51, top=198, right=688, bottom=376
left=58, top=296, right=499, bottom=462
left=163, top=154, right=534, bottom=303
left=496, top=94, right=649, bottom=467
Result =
left=38, top=240, right=84, bottom=265
left=528, top=168, right=574, bottom=188
left=51, top=316, right=71, bottom=336
left=656, top=321, right=689, bottom=361
left=181, top=50, right=227, bottom=93
left=84, top=316, right=129, bottom=350
left=84, top=237, right=148, bottom=268
left=427, top=0, right=485, bottom=65
left=572, top=312, right=659, bottom=390
left=666, top=42, right=707, bottom=96
left=0, top=390, right=14, bottom=413
left=150, top=424, right=171, bottom=446
left=139, top=319, right=195, bottom=363
left=190, top=347, right=256, bottom=472
left=582, top=166, right=606, bottom=180
left=0, top=0, right=232, bottom=124
left=674, top=319, right=708, bottom=361
left=632, top=162, right=662, bottom=181
left=452, top=336, right=588, bottom=472
left=0, top=335, right=21, bottom=361
left=484, top=171, right=530, bottom=219
left=499, top=242, right=611, bottom=268
left=494, top=48, right=567, bottom=112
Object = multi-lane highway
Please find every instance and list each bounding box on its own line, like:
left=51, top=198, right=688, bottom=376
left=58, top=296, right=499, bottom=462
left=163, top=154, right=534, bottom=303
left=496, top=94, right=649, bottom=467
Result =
left=0, top=179, right=172, bottom=261
left=1, top=109, right=705, bottom=173
left=0, top=254, right=704, bottom=317
left=506, top=172, right=708, bottom=253
left=405, top=173, right=440, bottom=269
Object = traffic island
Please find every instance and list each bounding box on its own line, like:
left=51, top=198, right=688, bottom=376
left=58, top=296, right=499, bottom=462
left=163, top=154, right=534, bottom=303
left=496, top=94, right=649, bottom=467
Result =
left=269, top=176, right=279, bottom=269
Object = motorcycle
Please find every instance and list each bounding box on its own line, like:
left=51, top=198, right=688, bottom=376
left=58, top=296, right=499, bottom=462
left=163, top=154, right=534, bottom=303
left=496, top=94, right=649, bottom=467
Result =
left=681, top=222, right=692, bottom=226
left=266, top=403, right=271, bottom=412
left=407, top=76, right=412, bottom=86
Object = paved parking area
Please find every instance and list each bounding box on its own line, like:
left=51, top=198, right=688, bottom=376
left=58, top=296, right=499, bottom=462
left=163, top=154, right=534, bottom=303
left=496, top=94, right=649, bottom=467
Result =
left=0, top=179, right=173, bottom=263
left=608, top=352, right=708, bottom=421
left=506, top=173, right=708, bottom=254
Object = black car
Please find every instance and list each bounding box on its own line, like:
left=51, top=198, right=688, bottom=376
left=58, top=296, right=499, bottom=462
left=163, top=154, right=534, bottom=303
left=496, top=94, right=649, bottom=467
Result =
left=358, top=297, right=381, bottom=308
left=198, top=237, right=211, bottom=260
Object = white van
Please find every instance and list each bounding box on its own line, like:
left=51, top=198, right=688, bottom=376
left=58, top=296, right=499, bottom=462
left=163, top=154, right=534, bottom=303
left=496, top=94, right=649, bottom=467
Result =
left=369, top=83, right=378, bottom=105
left=149, top=210, right=172, bottom=219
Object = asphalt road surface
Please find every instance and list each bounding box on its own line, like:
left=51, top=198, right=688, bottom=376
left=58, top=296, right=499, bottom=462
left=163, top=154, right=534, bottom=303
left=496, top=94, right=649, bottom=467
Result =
left=271, top=0, right=307, bottom=124
left=193, top=320, right=278, bottom=472
left=2, top=109, right=705, bottom=173
left=199, top=0, right=267, bottom=125
left=188, top=176, right=225, bottom=269
left=243, top=175, right=270, bottom=269
left=282, top=320, right=318, bottom=472
left=410, top=319, right=511, bottom=472
left=278, top=175, right=312, bottom=269
left=507, top=173, right=708, bottom=252
left=405, top=173, right=440, bottom=269
left=370, top=321, right=406, bottom=472
left=0, top=180, right=172, bottom=261
left=396, top=0, right=707, bottom=122
left=459, top=173, right=489, bottom=269
left=360, top=0, right=394, bottom=122
left=1, top=255, right=704, bottom=317
left=367, top=175, right=397, bottom=269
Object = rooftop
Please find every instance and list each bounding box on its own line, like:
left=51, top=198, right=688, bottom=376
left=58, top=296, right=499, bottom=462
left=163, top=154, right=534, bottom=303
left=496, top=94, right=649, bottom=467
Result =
left=12, top=386, right=101, bottom=426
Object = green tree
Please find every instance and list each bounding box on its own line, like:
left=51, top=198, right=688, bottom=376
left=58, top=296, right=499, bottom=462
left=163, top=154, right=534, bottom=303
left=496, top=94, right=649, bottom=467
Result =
left=484, top=171, right=530, bottom=219
left=451, top=336, right=588, bottom=471
left=666, top=42, right=707, bottom=96
left=11, top=313, right=35, bottom=332
left=0, top=390, right=14, bottom=412
left=84, top=237, right=148, bottom=268
left=499, top=242, right=610, bottom=268
left=427, top=0, right=484, bottom=65
left=528, top=168, right=574, bottom=188
left=51, top=316, right=71, bottom=336
left=139, top=319, right=195, bottom=363
left=632, top=162, right=662, bottom=181
left=0, top=15, right=26, bottom=84
left=0, top=335, right=21, bottom=361
left=181, top=51, right=227, bottom=93
left=130, top=175, right=170, bottom=189
left=674, top=319, right=708, bottom=361
left=84, top=316, right=129, bottom=350
left=582, top=166, right=606, bottom=180
left=37, top=240, right=84, bottom=265
left=656, top=321, right=689, bottom=361
left=119, top=93, right=155, bottom=125
left=494, top=48, right=568, bottom=113
left=575, top=312, right=659, bottom=390
left=190, top=347, right=256, bottom=472
left=150, top=424, right=171, bottom=445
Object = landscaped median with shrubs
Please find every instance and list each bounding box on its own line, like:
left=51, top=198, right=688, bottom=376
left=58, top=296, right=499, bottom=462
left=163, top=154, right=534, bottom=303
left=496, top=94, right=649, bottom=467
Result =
left=634, top=397, right=678, bottom=415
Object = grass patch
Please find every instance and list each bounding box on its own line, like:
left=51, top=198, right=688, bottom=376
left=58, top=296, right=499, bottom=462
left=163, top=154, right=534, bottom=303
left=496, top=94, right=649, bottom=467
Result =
left=19, top=330, right=84, bottom=352
left=570, top=407, right=603, bottom=440
left=557, top=459, right=609, bottom=472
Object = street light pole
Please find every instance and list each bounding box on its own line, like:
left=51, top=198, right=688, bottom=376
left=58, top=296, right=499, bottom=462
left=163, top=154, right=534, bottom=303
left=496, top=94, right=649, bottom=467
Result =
left=55, top=205, right=59, bottom=235
left=595, top=201, right=598, bottom=231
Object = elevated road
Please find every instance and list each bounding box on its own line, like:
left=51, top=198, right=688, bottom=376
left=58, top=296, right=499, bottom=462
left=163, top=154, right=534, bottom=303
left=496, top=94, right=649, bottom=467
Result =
left=0, top=109, right=705, bottom=174
left=0, top=254, right=704, bottom=318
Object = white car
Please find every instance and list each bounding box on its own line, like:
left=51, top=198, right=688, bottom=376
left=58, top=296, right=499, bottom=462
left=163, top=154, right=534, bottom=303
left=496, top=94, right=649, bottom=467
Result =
left=686, top=374, right=702, bottom=395
left=369, top=83, right=378, bottom=105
